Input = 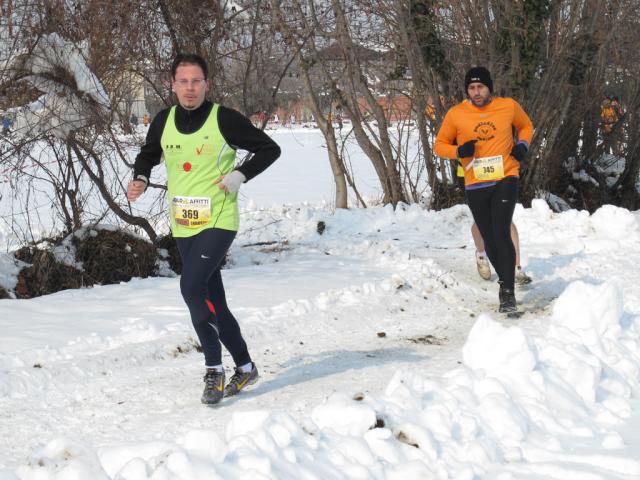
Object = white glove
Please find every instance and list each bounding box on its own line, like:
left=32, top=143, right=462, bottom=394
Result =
left=217, top=170, right=246, bottom=193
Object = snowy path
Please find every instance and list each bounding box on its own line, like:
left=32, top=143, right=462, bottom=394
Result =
left=0, top=213, right=473, bottom=465
left=1, top=201, right=640, bottom=479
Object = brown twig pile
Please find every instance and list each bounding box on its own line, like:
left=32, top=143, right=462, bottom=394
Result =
left=73, top=229, right=157, bottom=285
left=8, top=228, right=174, bottom=299
left=14, top=246, right=85, bottom=298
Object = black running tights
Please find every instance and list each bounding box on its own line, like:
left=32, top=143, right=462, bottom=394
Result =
left=176, top=228, right=251, bottom=367
left=466, top=177, right=519, bottom=289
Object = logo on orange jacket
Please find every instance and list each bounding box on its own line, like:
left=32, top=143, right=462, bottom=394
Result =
left=473, top=121, right=497, bottom=141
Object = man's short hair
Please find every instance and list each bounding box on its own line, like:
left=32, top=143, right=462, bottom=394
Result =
left=171, top=53, right=208, bottom=79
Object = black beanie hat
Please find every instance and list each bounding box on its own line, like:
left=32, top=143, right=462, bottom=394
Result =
left=464, top=67, right=493, bottom=93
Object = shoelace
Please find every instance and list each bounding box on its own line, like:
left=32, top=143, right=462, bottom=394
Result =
left=204, top=370, right=223, bottom=387
left=227, top=368, right=247, bottom=389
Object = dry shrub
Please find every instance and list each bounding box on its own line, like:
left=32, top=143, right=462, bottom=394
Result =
left=430, top=182, right=465, bottom=211
left=4, top=228, right=188, bottom=300
left=73, top=229, right=157, bottom=285
left=13, top=247, right=85, bottom=299
left=573, top=177, right=640, bottom=213
left=573, top=182, right=605, bottom=213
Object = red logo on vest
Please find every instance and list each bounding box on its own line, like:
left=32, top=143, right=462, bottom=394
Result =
left=183, top=162, right=192, bottom=172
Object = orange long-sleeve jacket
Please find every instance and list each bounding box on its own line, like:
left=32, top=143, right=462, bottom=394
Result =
left=434, top=97, right=534, bottom=187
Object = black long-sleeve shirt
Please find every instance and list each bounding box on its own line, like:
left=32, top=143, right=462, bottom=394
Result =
left=133, top=101, right=280, bottom=182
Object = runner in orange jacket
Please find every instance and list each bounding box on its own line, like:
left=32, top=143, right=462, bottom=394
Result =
left=435, top=67, right=533, bottom=314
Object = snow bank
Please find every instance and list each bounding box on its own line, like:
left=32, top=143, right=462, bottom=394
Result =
left=377, top=280, right=640, bottom=478
left=6, top=280, right=639, bottom=479
left=0, top=254, right=21, bottom=292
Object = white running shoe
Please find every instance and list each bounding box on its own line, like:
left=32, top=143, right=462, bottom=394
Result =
left=475, top=251, right=491, bottom=280
left=515, top=266, right=532, bottom=285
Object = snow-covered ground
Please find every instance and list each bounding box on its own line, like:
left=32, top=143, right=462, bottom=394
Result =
left=1, top=129, right=640, bottom=479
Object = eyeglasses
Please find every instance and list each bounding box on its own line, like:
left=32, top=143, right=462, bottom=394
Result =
left=174, top=79, right=206, bottom=87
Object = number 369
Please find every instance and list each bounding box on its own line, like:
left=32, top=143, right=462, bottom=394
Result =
left=181, top=209, right=199, bottom=219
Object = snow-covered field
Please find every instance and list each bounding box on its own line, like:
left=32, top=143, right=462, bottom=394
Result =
left=1, top=129, right=640, bottom=479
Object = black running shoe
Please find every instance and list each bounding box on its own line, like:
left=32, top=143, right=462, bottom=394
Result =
left=201, top=368, right=225, bottom=405
left=224, top=363, right=259, bottom=397
left=498, top=284, right=517, bottom=313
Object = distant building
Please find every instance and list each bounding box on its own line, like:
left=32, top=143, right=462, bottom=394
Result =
left=116, top=70, right=148, bottom=121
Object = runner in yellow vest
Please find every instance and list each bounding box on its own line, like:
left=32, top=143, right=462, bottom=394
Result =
left=127, top=53, right=281, bottom=405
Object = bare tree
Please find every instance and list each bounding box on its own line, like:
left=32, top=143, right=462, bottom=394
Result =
left=270, top=0, right=349, bottom=207
left=398, top=0, right=640, bottom=211
left=1, top=0, right=303, bottom=246
left=2, top=0, right=639, bottom=250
